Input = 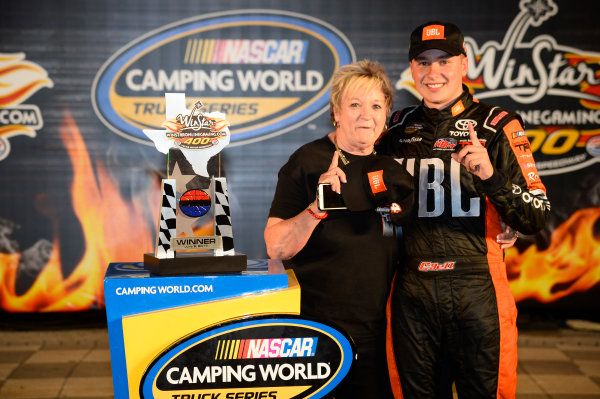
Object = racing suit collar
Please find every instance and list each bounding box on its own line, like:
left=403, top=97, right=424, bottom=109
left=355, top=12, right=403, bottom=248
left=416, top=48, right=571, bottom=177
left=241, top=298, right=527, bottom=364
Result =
left=421, top=84, right=473, bottom=121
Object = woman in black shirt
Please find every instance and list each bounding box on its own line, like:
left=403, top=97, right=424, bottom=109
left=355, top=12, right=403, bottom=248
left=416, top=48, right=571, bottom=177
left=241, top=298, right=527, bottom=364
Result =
left=264, top=59, right=400, bottom=398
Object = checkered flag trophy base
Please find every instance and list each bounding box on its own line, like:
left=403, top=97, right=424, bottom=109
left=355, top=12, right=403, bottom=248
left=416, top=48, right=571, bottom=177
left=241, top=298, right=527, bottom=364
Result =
left=154, top=179, right=177, bottom=259
left=212, top=177, right=234, bottom=256
left=142, top=93, right=246, bottom=275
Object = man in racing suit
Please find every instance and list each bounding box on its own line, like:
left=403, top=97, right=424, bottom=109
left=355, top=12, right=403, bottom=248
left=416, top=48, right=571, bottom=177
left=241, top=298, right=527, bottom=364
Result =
left=377, top=21, right=550, bottom=398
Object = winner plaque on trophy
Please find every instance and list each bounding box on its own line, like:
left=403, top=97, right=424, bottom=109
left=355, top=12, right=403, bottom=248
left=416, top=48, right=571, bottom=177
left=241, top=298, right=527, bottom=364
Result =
left=142, top=93, right=246, bottom=275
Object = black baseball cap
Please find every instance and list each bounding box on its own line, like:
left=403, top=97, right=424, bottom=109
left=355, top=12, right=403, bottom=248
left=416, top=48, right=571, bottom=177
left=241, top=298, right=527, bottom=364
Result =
left=340, top=155, right=413, bottom=221
left=408, top=21, right=466, bottom=61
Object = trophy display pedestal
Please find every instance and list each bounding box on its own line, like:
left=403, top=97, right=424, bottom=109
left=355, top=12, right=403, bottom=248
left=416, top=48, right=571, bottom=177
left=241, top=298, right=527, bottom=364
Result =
left=143, top=251, right=247, bottom=275
left=104, top=260, right=300, bottom=399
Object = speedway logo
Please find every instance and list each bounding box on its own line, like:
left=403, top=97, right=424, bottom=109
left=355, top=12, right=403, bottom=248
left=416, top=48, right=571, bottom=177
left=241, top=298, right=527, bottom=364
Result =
left=140, top=315, right=354, bottom=399
left=395, top=0, right=600, bottom=175
left=0, top=53, right=53, bottom=161
left=92, top=10, right=354, bottom=147
left=162, top=100, right=229, bottom=150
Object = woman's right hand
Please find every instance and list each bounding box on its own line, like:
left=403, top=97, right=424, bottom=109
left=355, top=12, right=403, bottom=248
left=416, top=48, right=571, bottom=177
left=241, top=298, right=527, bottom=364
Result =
left=318, top=151, right=347, bottom=194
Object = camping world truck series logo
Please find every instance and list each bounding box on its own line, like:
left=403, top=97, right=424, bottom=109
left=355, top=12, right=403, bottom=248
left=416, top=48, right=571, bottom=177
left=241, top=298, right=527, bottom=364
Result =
left=140, top=316, right=354, bottom=399
left=395, top=0, right=600, bottom=175
left=92, top=10, right=355, bottom=147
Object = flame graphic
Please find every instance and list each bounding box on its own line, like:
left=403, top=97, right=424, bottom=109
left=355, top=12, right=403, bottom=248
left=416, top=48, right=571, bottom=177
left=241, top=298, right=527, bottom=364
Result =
left=464, top=76, right=485, bottom=92
left=0, top=110, right=159, bottom=312
left=206, top=116, right=230, bottom=133
left=507, top=207, right=600, bottom=303
left=580, top=79, right=600, bottom=110
left=1, top=112, right=598, bottom=311
left=161, top=118, right=184, bottom=132
left=0, top=124, right=35, bottom=141
left=0, top=53, right=53, bottom=107
left=564, top=54, right=600, bottom=109
left=0, top=53, right=54, bottom=143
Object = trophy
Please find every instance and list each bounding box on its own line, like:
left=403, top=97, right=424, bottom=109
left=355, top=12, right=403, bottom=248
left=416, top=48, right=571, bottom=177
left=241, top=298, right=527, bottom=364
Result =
left=142, top=93, right=246, bottom=275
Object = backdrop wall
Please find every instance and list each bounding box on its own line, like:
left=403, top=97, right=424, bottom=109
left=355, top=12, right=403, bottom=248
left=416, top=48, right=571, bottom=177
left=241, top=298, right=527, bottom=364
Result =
left=0, top=0, right=598, bottom=313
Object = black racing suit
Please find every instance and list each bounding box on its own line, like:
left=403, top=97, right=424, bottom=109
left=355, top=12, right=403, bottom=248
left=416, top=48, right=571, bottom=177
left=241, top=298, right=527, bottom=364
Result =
left=377, top=87, right=550, bottom=398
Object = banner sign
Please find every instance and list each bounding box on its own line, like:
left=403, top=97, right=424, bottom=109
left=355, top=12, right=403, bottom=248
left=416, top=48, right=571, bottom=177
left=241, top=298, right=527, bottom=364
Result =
left=91, top=10, right=355, bottom=146
left=140, top=316, right=354, bottom=399
left=0, top=0, right=598, bottom=314
left=396, top=0, right=600, bottom=177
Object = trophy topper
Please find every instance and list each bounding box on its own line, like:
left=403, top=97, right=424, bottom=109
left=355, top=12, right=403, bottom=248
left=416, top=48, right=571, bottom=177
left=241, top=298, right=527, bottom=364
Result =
left=143, top=93, right=230, bottom=177
left=143, top=93, right=246, bottom=275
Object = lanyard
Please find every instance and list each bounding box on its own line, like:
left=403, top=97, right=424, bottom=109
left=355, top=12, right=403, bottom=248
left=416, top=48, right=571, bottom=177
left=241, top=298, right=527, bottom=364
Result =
left=333, top=135, right=376, bottom=166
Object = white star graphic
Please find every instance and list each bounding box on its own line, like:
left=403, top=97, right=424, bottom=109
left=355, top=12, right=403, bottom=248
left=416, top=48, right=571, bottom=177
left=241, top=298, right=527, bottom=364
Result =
left=523, top=0, right=557, bottom=25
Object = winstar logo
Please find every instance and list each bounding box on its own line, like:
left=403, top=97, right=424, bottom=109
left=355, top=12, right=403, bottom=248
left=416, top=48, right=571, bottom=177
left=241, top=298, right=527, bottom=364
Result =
left=0, top=53, right=53, bottom=161
left=395, top=0, right=600, bottom=175
left=162, top=100, right=229, bottom=150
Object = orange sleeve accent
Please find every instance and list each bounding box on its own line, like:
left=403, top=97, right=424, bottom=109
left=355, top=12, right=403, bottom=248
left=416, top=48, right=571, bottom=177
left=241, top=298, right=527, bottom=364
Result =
left=386, top=273, right=404, bottom=398
left=485, top=200, right=518, bottom=398
left=502, top=119, right=546, bottom=193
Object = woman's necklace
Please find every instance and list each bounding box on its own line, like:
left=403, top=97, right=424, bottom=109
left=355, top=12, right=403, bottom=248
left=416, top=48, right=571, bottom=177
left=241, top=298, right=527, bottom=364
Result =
left=332, top=135, right=376, bottom=166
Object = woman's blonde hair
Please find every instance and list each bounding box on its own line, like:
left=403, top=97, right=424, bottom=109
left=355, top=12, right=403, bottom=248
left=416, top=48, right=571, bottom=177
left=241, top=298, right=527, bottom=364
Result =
left=329, top=59, right=393, bottom=125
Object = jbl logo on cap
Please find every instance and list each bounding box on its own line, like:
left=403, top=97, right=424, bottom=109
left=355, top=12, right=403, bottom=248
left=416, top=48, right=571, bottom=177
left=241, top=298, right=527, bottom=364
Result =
left=368, top=170, right=387, bottom=194
left=422, top=24, right=445, bottom=40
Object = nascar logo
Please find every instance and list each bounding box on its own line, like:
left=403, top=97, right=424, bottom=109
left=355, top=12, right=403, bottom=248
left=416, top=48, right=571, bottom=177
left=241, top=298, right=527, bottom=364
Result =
left=182, top=39, right=307, bottom=64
